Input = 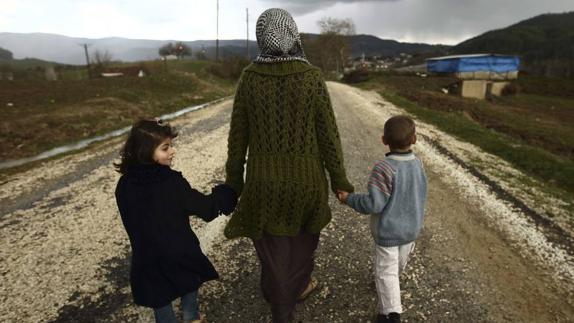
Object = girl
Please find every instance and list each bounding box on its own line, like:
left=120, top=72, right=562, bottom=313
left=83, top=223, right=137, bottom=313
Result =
left=114, top=119, right=236, bottom=323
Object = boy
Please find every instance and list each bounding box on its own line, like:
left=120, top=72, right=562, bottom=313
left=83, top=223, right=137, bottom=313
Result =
left=337, top=115, right=427, bottom=323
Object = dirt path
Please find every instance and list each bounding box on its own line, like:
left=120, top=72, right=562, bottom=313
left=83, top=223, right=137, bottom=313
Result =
left=0, top=82, right=572, bottom=322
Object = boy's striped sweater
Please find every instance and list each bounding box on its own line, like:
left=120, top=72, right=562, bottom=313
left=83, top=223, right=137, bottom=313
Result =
left=347, top=151, right=427, bottom=247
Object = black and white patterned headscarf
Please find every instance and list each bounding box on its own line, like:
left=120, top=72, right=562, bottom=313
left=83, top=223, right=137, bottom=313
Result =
left=254, top=8, right=309, bottom=64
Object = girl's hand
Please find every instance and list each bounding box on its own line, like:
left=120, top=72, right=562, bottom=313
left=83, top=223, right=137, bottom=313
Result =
left=336, top=190, right=349, bottom=204
left=212, top=184, right=238, bottom=215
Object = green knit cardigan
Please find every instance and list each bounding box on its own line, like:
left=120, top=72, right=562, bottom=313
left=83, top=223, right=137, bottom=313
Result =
left=224, top=61, right=354, bottom=240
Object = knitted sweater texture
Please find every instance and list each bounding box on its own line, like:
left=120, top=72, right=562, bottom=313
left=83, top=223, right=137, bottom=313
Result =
left=225, top=61, right=354, bottom=239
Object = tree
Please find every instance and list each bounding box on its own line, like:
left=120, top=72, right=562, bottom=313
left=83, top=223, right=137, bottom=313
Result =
left=91, top=50, right=114, bottom=76
left=305, top=17, right=356, bottom=75
left=158, top=42, right=192, bottom=59
left=159, top=43, right=175, bottom=57
left=0, top=47, right=13, bottom=60
left=318, top=17, right=356, bottom=36
left=195, top=46, right=208, bottom=60
left=92, top=50, right=113, bottom=66
left=173, top=42, right=191, bottom=59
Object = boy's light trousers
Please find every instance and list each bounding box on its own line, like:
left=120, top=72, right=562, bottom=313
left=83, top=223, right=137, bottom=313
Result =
left=374, top=242, right=415, bottom=315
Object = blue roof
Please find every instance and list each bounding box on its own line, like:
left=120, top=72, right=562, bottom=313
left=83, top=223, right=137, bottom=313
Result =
left=426, top=54, right=520, bottom=73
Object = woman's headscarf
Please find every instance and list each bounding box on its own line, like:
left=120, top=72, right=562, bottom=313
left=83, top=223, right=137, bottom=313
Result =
left=254, top=8, right=309, bottom=64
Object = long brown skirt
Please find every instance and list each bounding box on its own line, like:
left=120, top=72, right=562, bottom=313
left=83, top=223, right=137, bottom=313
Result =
left=252, top=230, right=320, bottom=323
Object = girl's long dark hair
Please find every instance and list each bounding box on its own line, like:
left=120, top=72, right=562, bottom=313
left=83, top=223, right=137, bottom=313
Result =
left=114, top=119, right=178, bottom=174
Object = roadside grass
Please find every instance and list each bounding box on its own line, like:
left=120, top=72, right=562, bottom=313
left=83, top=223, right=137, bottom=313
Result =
left=473, top=95, right=574, bottom=157
left=0, top=135, right=126, bottom=184
left=516, top=75, right=574, bottom=98
left=383, top=90, right=574, bottom=195
left=0, top=60, right=236, bottom=162
left=359, top=73, right=574, bottom=159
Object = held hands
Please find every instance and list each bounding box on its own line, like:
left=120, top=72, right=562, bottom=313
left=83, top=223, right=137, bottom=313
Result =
left=212, top=184, right=238, bottom=215
left=336, top=190, right=349, bottom=204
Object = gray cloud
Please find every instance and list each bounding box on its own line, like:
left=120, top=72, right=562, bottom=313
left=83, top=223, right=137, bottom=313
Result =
left=260, top=0, right=398, bottom=15
left=284, top=0, right=574, bottom=44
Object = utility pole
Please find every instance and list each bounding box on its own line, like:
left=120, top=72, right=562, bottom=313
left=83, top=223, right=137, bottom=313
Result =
left=215, top=0, right=219, bottom=62
left=246, top=8, right=250, bottom=60
left=80, top=43, right=91, bottom=79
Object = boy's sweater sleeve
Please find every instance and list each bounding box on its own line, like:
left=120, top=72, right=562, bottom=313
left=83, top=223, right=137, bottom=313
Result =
left=225, top=74, right=249, bottom=196
left=347, top=161, right=395, bottom=214
left=315, top=76, right=354, bottom=194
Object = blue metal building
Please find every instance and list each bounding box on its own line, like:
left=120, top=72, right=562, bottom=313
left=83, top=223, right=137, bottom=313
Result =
left=426, top=54, right=520, bottom=74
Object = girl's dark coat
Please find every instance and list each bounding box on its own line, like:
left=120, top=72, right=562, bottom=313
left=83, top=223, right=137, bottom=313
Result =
left=115, top=164, right=236, bottom=308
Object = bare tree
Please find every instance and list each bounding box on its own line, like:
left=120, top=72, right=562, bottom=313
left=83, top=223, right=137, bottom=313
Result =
left=91, top=50, right=114, bottom=76
left=318, top=17, right=356, bottom=36
left=93, top=50, right=114, bottom=66
left=158, top=42, right=192, bottom=60
left=310, top=17, right=356, bottom=74
left=173, top=42, right=192, bottom=59
left=195, top=46, right=208, bottom=60
left=159, top=43, right=175, bottom=57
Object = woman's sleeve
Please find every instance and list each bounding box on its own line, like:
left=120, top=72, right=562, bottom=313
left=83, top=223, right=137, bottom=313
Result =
left=225, top=73, right=249, bottom=196
left=314, top=75, right=355, bottom=193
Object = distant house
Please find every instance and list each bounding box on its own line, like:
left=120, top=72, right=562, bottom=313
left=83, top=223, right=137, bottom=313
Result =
left=426, top=54, right=520, bottom=99
left=101, top=65, right=148, bottom=77
left=348, top=55, right=393, bottom=72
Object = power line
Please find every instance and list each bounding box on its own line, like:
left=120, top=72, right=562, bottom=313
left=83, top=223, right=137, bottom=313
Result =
left=216, top=0, right=219, bottom=62
left=246, top=8, right=250, bottom=60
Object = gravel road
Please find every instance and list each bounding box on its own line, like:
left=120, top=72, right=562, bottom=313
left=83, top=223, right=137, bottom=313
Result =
left=1, top=82, right=572, bottom=323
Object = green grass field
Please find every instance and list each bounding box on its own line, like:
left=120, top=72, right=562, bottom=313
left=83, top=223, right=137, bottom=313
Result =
left=0, top=59, right=239, bottom=162
left=352, top=72, right=574, bottom=195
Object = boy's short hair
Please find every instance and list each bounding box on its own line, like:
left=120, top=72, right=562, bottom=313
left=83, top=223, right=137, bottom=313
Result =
left=384, top=115, right=416, bottom=150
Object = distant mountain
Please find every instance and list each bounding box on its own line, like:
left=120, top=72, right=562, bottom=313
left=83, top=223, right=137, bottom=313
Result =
left=347, top=34, right=450, bottom=57
left=0, top=32, right=259, bottom=65
left=300, top=33, right=450, bottom=58
left=452, top=11, right=574, bottom=77
left=0, top=32, right=449, bottom=66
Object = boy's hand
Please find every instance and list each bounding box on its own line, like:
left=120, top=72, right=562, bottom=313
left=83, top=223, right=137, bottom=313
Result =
left=336, top=190, right=349, bottom=204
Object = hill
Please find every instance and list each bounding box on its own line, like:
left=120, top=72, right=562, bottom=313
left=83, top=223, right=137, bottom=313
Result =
left=452, top=11, right=574, bottom=78
left=0, top=32, right=449, bottom=65
left=0, top=32, right=259, bottom=65
left=0, top=59, right=237, bottom=161
left=347, top=34, right=450, bottom=57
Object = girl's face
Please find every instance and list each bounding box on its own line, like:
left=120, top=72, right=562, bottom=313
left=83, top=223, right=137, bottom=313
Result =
left=153, top=138, right=176, bottom=166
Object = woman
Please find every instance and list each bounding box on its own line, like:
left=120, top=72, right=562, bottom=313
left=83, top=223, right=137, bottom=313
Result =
left=224, top=8, right=354, bottom=323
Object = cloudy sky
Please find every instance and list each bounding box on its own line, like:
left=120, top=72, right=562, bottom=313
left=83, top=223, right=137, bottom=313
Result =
left=1, top=0, right=573, bottom=45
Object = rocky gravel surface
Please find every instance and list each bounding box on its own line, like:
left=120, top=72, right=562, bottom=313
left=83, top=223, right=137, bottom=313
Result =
left=1, top=82, right=572, bottom=322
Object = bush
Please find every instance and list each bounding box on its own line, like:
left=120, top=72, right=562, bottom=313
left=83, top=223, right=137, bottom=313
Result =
left=501, top=82, right=520, bottom=96
left=342, top=69, right=371, bottom=84
left=207, top=57, right=250, bottom=80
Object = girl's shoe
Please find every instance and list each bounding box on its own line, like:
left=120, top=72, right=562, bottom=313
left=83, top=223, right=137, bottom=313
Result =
left=297, top=277, right=318, bottom=302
